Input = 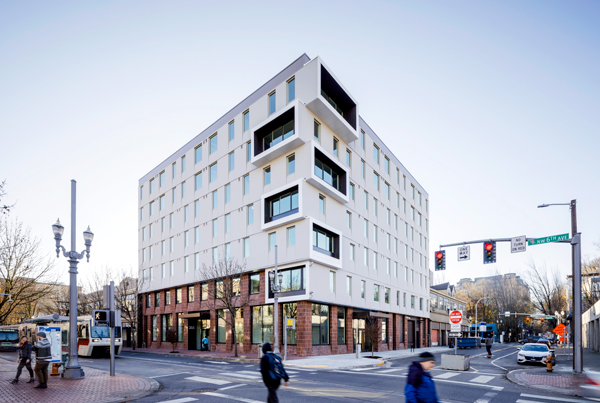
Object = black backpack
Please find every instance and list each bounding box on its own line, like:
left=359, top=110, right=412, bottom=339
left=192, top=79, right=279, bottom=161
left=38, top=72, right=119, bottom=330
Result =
left=266, top=352, right=286, bottom=380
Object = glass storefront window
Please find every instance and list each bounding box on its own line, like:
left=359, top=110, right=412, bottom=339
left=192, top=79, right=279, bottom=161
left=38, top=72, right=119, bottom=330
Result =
left=283, top=303, right=297, bottom=344
left=252, top=305, right=273, bottom=344
left=217, top=309, right=226, bottom=343
left=338, top=308, right=346, bottom=345
left=235, top=309, right=244, bottom=345
left=152, top=316, right=157, bottom=342
left=178, top=313, right=184, bottom=342
left=312, top=304, right=330, bottom=345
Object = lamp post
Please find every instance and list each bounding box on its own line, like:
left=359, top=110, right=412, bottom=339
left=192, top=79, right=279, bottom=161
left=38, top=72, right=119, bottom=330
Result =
left=538, top=200, right=582, bottom=373
left=52, top=180, right=94, bottom=379
left=474, top=297, right=491, bottom=339
left=268, top=245, right=283, bottom=355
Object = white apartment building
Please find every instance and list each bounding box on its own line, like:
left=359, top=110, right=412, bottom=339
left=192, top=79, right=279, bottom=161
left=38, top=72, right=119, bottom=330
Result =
left=139, top=54, right=431, bottom=356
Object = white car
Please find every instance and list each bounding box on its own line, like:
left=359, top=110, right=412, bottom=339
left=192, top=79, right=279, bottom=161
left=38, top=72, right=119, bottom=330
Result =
left=581, top=371, right=600, bottom=398
left=517, top=343, right=556, bottom=365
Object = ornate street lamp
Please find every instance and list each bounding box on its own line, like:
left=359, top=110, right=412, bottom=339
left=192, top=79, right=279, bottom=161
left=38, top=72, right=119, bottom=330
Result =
left=269, top=246, right=284, bottom=355
left=52, top=180, right=94, bottom=379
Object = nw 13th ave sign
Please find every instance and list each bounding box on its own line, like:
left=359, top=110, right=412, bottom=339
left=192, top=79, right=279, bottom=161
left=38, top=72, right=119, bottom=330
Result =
left=528, top=233, right=569, bottom=246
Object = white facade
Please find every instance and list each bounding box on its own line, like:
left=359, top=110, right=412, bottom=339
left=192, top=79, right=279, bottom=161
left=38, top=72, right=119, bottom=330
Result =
left=138, top=54, right=431, bottom=319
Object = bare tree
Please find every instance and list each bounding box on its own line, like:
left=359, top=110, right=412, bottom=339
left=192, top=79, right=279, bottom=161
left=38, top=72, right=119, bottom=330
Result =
left=0, top=218, right=58, bottom=324
left=0, top=180, right=15, bottom=215
left=114, top=266, right=147, bottom=350
left=431, top=271, right=447, bottom=286
left=364, top=317, right=379, bottom=356
left=197, top=256, right=249, bottom=357
left=525, top=260, right=568, bottom=320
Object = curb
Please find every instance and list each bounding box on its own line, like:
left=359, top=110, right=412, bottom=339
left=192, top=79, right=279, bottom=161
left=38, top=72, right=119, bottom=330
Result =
left=122, top=349, right=260, bottom=364
left=283, top=359, right=386, bottom=371
left=96, top=371, right=161, bottom=403
left=506, top=369, right=583, bottom=397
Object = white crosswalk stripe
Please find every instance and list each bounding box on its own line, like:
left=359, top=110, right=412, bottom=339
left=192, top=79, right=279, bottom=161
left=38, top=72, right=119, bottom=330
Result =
left=471, top=375, right=495, bottom=384
left=377, top=368, right=404, bottom=374
left=185, top=376, right=231, bottom=385
left=203, top=392, right=263, bottom=403
left=157, top=398, right=199, bottom=403
left=351, top=367, right=377, bottom=371
left=434, top=372, right=460, bottom=379
left=221, top=372, right=261, bottom=380
left=519, top=394, right=589, bottom=402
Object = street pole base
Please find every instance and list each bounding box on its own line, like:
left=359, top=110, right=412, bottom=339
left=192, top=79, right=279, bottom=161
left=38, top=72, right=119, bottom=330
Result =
left=62, top=367, right=85, bottom=379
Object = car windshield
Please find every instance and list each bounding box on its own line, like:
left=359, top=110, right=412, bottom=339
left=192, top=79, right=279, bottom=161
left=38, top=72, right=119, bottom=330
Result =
left=523, top=344, right=548, bottom=352
left=90, top=327, right=122, bottom=338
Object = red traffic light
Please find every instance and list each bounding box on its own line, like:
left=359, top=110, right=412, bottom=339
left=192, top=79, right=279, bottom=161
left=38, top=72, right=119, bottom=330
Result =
left=484, top=242, right=493, bottom=251
left=436, top=252, right=444, bottom=259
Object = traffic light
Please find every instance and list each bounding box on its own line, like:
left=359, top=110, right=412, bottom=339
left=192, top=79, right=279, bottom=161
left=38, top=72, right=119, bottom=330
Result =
left=526, top=317, right=531, bottom=323
left=435, top=250, right=446, bottom=271
left=540, top=317, right=544, bottom=323
left=483, top=241, right=496, bottom=264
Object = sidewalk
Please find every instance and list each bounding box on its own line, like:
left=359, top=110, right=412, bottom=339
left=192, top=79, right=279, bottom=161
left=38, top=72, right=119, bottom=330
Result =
left=122, top=346, right=263, bottom=362
left=507, top=348, right=600, bottom=397
left=0, top=359, right=158, bottom=403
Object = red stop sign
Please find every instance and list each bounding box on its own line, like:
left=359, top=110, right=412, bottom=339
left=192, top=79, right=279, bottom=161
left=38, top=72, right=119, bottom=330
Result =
left=449, top=310, right=463, bottom=324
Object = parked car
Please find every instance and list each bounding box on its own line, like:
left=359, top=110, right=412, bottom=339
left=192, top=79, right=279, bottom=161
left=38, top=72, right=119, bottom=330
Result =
left=517, top=343, right=555, bottom=365
left=536, top=338, right=551, bottom=349
left=519, top=336, right=541, bottom=345
left=581, top=371, right=600, bottom=398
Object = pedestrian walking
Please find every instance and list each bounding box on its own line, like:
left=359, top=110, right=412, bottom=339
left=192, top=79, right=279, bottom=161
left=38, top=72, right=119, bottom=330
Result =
left=405, top=351, right=439, bottom=403
left=10, top=336, right=35, bottom=384
left=202, top=336, right=209, bottom=351
left=260, top=343, right=289, bottom=403
left=485, top=335, right=493, bottom=358
left=32, top=331, right=52, bottom=389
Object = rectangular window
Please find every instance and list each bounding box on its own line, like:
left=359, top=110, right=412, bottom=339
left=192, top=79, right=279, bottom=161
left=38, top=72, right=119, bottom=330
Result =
left=384, top=157, right=390, bottom=174
left=373, top=144, right=380, bottom=164
left=155, top=292, right=160, bottom=307
left=396, top=168, right=399, bottom=184
left=149, top=178, right=155, bottom=194
left=166, top=290, right=171, bottom=305
left=403, top=175, right=406, bottom=190
left=243, top=110, right=250, bottom=132
left=152, top=316, right=157, bottom=341
left=364, top=191, right=368, bottom=210
left=411, top=185, right=415, bottom=199
left=225, top=183, right=231, bottom=203
left=373, top=172, right=380, bottom=191
left=346, top=276, right=352, bottom=296
left=333, top=137, right=339, bottom=157
left=195, top=252, right=200, bottom=270
left=382, top=318, right=387, bottom=342
left=247, top=204, right=254, bottom=225
left=397, top=291, right=400, bottom=306
left=386, top=258, right=390, bottom=274
left=161, top=263, right=165, bottom=278
left=184, top=230, right=189, bottom=247
left=411, top=295, right=415, bottom=309
left=212, top=190, right=218, bottom=209
left=404, top=292, right=407, bottom=307
left=361, top=280, right=366, bottom=299
left=170, top=261, right=174, bottom=276
left=176, top=288, right=182, bottom=304
left=212, top=247, right=218, bottom=265
left=181, top=155, right=186, bottom=172
left=314, top=120, right=320, bottom=141
left=361, top=159, right=365, bottom=178
left=181, top=181, right=187, bottom=198
left=212, top=219, right=218, bottom=238
left=269, top=91, right=276, bottom=114
left=266, top=187, right=299, bottom=223
left=149, top=224, right=153, bottom=238
left=252, top=305, right=273, bottom=344
left=195, top=145, right=202, bottom=164
left=159, top=171, right=165, bottom=187
left=243, top=237, right=250, bottom=257
left=247, top=141, right=252, bottom=161
left=172, top=162, right=177, bottom=178
left=201, top=283, right=208, bottom=300
left=149, top=201, right=155, bottom=216
left=264, top=166, right=271, bottom=185
left=229, top=120, right=235, bottom=141
left=287, top=77, right=295, bottom=102
left=287, top=154, right=295, bottom=174
left=210, top=163, right=218, bottom=183
left=373, top=225, right=378, bottom=242
left=229, top=151, right=235, bottom=171
left=319, top=194, right=325, bottom=214
left=287, top=226, right=295, bottom=246
left=350, top=183, right=355, bottom=200
left=346, top=211, right=351, bottom=228
left=312, top=225, right=338, bottom=258
left=314, top=155, right=341, bottom=191
left=210, top=133, right=218, bottom=154
left=338, top=308, right=346, bottom=345
left=360, top=130, right=365, bottom=149
left=225, top=243, right=231, bottom=261
left=312, top=304, right=330, bottom=345
left=384, top=182, right=390, bottom=199
left=349, top=244, right=355, bottom=260
left=373, top=198, right=378, bottom=216
left=217, top=310, right=226, bottom=343
left=250, top=274, right=260, bottom=294
left=172, top=187, right=176, bottom=203
left=373, top=250, right=377, bottom=270
left=384, top=288, right=390, bottom=304
left=346, top=149, right=351, bottom=166
left=243, top=174, right=249, bottom=195
left=159, top=195, right=165, bottom=210
left=387, top=209, right=390, bottom=225
left=269, top=232, right=276, bottom=251
left=225, top=213, right=231, bottom=233
left=374, top=284, right=379, bottom=302
left=184, top=205, right=189, bottom=222
left=146, top=294, right=151, bottom=308
left=329, top=271, right=336, bottom=293
left=364, top=247, right=368, bottom=266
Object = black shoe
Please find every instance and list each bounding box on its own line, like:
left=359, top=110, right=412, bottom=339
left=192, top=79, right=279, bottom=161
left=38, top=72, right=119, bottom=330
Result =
left=34, top=384, right=45, bottom=389
left=26, top=378, right=35, bottom=383
left=10, top=379, right=18, bottom=384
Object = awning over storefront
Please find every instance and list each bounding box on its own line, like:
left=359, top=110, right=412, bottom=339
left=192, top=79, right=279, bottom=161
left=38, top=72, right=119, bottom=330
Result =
left=369, top=312, right=392, bottom=319
left=179, top=313, right=201, bottom=319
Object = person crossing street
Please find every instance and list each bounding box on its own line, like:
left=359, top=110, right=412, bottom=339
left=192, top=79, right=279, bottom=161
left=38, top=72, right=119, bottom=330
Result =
left=405, top=352, right=439, bottom=403
left=260, top=343, right=289, bottom=403
left=485, top=335, right=494, bottom=358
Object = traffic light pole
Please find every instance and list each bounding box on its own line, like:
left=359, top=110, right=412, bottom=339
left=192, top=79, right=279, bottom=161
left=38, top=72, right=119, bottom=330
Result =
left=439, top=237, right=515, bottom=249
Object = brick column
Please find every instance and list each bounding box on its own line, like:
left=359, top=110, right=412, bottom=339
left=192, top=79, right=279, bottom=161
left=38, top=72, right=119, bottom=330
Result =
left=296, top=301, right=312, bottom=357
left=226, top=310, right=233, bottom=352
left=393, top=314, right=401, bottom=350
left=346, top=307, right=354, bottom=353
left=330, top=306, right=338, bottom=355
left=243, top=305, right=252, bottom=354
left=210, top=309, right=217, bottom=352
left=403, top=316, right=409, bottom=349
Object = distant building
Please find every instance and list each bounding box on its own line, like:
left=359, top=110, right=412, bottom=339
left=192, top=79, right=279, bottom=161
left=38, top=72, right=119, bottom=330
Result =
left=429, top=283, right=469, bottom=347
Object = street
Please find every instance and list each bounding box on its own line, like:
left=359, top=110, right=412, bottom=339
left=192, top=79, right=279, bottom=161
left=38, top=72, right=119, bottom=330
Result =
left=2, top=344, right=591, bottom=403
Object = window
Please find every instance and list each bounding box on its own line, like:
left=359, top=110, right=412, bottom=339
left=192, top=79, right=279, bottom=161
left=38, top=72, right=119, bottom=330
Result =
left=166, top=290, right=171, bottom=305
left=373, top=144, right=380, bottom=164
left=373, top=198, right=378, bottom=216
left=247, top=204, right=254, bottom=225
left=243, top=110, right=250, bottom=132
left=349, top=244, right=355, bottom=260
left=373, top=225, right=378, bottom=242
left=184, top=205, right=189, bottom=222
left=140, top=185, right=144, bottom=200
left=264, top=166, right=271, bottom=185
left=155, top=292, right=160, bottom=307
left=152, top=316, right=157, bottom=341
left=212, top=219, right=218, bottom=237
left=226, top=245, right=231, bottom=262
left=411, top=185, right=415, bottom=199
left=418, top=213, right=422, bottom=227
left=250, top=274, right=260, bottom=294
left=374, top=284, right=379, bottom=302
left=149, top=201, right=155, bottom=216
left=229, top=151, right=235, bottom=171
left=386, top=258, right=390, bottom=274
left=243, top=174, right=250, bottom=195
left=384, top=182, right=390, bottom=199
left=159, top=195, right=165, bottom=210
left=176, top=288, right=182, bottom=304
left=411, top=295, right=415, bottom=309
left=149, top=224, right=153, bottom=238
left=387, top=209, right=390, bottom=225
left=181, top=155, right=186, bottom=172
left=195, top=252, right=200, bottom=270
left=384, top=157, right=390, bottom=174
left=172, top=161, right=177, bottom=178
left=149, top=178, right=155, bottom=194
left=269, top=232, right=276, bottom=251
left=403, top=175, right=406, bottom=190
left=338, top=308, right=346, bottom=345
left=210, top=133, right=218, bottom=154
left=382, top=318, right=387, bottom=342
left=269, top=91, right=276, bottom=115
left=287, top=77, right=295, bottom=102
left=194, top=201, right=199, bottom=218
left=146, top=294, right=151, bottom=308
left=247, top=141, right=252, bottom=161
left=252, top=305, right=273, bottom=344
left=373, top=250, right=377, bottom=270
left=184, top=230, right=189, bottom=247
left=350, top=183, right=355, bottom=200
left=266, top=187, right=299, bottom=222
left=212, top=191, right=218, bottom=209
left=210, top=163, right=218, bottom=183
left=282, top=303, right=297, bottom=344
left=225, top=183, right=231, bottom=203
left=229, top=120, right=235, bottom=141
left=329, top=271, right=336, bottom=293
left=314, top=155, right=341, bottom=191
left=361, top=280, right=366, bottom=299
left=312, top=225, right=338, bottom=258
left=385, top=287, right=390, bottom=304
left=361, top=159, right=365, bottom=178
left=217, top=309, right=226, bottom=343
left=225, top=214, right=231, bottom=233
left=200, top=283, right=208, bottom=300
left=319, top=194, right=325, bottom=214
left=312, top=304, right=329, bottom=345
left=212, top=247, right=218, bottom=264
left=411, top=206, right=415, bottom=221
left=397, top=291, right=400, bottom=306
left=182, top=181, right=186, bottom=198
left=373, top=172, right=380, bottom=191
left=346, top=211, right=351, bottom=228
left=360, top=129, right=365, bottom=149
left=161, top=263, right=165, bottom=278
left=396, top=168, right=399, bottom=184
left=364, top=247, right=369, bottom=266
left=170, top=261, right=174, bottom=276
left=346, top=149, right=351, bottom=166
left=195, top=145, right=202, bottom=164
left=403, top=292, right=407, bottom=307
left=346, top=276, right=352, bottom=296
left=403, top=198, right=406, bottom=213
left=243, top=237, right=250, bottom=257
left=333, top=137, right=339, bottom=157
left=287, top=154, right=295, bottom=174
left=364, top=191, right=368, bottom=211
left=287, top=226, right=295, bottom=246
left=314, top=120, right=320, bottom=141
left=418, top=192, right=422, bottom=206
left=172, top=187, right=176, bottom=203
left=159, top=171, right=165, bottom=187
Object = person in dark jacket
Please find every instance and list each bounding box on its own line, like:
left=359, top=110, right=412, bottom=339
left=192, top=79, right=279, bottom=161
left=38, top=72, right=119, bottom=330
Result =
left=32, top=332, right=52, bottom=389
left=485, top=336, right=493, bottom=357
left=10, top=336, right=35, bottom=384
left=260, top=343, right=289, bottom=403
left=405, top=351, right=439, bottom=403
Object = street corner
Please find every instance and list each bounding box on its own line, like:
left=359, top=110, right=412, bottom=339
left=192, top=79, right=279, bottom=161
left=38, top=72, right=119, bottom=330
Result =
left=506, top=368, right=587, bottom=397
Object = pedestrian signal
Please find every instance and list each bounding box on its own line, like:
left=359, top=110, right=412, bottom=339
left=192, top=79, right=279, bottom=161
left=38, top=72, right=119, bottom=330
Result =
left=435, top=250, right=446, bottom=271
left=483, top=241, right=496, bottom=264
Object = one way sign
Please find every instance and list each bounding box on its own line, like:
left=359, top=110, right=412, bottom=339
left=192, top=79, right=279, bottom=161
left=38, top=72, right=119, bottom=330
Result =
left=93, top=310, right=110, bottom=327
left=458, top=245, right=470, bottom=261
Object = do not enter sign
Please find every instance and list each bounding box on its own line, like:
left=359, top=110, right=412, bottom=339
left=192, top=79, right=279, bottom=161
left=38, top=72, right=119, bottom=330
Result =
left=449, top=310, right=463, bottom=324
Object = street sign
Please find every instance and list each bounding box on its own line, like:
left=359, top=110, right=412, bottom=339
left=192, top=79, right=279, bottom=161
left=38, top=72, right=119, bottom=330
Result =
left=528, top=233, right=569, bottom=246
left=553, top=324, right=566, bottom=335
left=457, top=246, right=470, bottom=262
left=285, top=318, right=296, bottom=330
left=545, top=316, right=554, bottom=320
left=449, top=310, right=463, bottom=324
left=93, top=309, right=110, bottom=327
left=511, top=236, right=527, bottom=253
left=448, top=332, right=461, bottom=338
left=451, top=323, right=461, bottom=332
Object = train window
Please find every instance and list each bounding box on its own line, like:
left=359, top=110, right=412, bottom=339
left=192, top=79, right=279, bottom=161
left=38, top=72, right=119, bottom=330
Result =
left=77, top=324, right=88, bottom=339
left=62, top=330, right=68, bottom=346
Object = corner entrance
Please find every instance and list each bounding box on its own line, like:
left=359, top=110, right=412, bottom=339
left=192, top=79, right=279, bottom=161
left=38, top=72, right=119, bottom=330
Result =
left=185, top=311, right=211, bottom=351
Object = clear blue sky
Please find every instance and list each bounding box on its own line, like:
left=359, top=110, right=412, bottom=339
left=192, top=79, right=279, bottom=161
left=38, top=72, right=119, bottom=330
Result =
left=1, top=1, right=599, bottom=287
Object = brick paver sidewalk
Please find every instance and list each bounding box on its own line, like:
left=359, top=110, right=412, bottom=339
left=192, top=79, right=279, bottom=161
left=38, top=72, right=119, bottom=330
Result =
left=0, top=362, right=157, bottom=403
left=513, top=371, right=586, bottom=390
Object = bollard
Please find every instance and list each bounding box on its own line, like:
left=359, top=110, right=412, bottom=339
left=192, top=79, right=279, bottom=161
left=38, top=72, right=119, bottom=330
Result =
left=356, top=344, right=361, bottom=359
left=546, top=354, right=553, bottom=372
left=51, top=363, right=60, bottom=376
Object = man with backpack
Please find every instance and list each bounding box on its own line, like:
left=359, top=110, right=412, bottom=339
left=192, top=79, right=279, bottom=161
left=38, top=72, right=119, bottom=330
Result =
left=405, top=352, right=439, bottom=403
left=260, top=343, right=289, bottom=403
left=485, top=335, right=493, bottom=358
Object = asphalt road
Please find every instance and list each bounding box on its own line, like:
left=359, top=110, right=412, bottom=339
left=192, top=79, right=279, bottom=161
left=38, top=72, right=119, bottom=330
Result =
left=0, top=344, right=592, bottom=403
